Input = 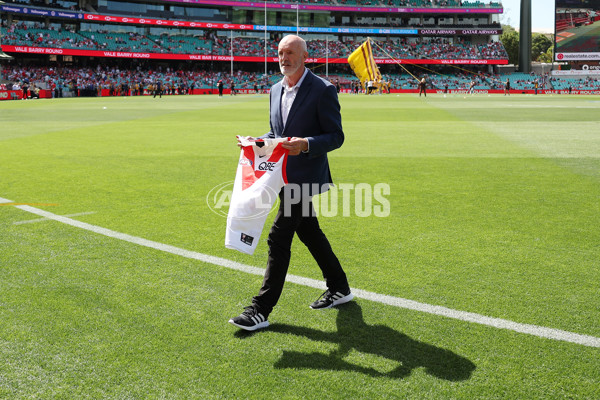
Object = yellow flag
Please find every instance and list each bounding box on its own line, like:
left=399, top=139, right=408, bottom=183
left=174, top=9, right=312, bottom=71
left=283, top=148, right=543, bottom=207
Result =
left=347, top=38, right=382, bottom=87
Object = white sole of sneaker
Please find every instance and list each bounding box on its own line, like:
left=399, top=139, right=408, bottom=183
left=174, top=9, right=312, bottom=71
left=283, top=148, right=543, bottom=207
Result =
left=310, top=292, right=354, bottom=310
left=228, top=319, right=269, bottom=331
left=332, top=292, right=354, bottom=307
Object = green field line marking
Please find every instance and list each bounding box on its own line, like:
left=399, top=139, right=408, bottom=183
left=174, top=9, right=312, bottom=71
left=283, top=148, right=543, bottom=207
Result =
left=3, top=196, right=599, bottom=348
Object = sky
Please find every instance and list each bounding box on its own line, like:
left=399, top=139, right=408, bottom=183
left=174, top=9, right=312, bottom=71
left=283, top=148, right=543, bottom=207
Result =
left=499, top=0, right=555, bottom=33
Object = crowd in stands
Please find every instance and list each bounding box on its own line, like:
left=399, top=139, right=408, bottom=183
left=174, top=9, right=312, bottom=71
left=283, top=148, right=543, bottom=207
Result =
left=476, top=41, right=505, bottom=59
left=410, top=37, right=478, bottom=59
left=1, top=64, right=279, bottom=96
left=387, top=71, right=600, bottom=92
left=3, top=65, right=600, bottom=98
left=2, top=22, right=508, bottom=60
left=209, top=37, right=508, bottom=60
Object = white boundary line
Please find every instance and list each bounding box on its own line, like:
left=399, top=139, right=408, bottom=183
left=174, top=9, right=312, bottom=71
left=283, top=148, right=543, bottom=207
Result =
left=3, top=196, right=599, bottom=348
left=13, top=211, right=97, bottom=225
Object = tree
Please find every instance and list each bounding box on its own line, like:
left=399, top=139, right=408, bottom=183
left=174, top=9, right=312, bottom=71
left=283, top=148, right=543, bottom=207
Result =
left=532, top=33, right=553, bottom=62
left=500, top=25, right=519, bottom=65
left=502, top=24, right=517, bottom=35
left=538, top=46, right=553, bottom=64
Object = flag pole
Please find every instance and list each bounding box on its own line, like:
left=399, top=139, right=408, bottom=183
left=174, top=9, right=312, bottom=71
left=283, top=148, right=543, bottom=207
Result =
left=326, top=35, right=329, bottom=79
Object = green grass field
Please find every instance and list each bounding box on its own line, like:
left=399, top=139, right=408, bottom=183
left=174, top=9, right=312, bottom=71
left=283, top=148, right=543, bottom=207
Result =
left=1, top=93, right=599, bottom=399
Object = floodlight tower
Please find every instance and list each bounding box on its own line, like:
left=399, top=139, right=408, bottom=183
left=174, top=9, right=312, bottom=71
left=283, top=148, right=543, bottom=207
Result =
left=518, top=0, right=532, bottom=73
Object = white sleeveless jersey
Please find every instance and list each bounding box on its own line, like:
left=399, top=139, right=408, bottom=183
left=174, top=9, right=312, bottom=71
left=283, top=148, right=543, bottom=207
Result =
left=225, top=137, right=289, bottom=254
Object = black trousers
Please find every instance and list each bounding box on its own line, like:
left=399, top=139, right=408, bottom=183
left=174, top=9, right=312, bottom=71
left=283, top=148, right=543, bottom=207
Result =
left=252, top=191, right=349, bottom=315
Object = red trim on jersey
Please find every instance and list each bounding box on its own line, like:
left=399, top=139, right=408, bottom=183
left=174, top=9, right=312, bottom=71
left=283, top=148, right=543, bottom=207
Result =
left=241, top=145, right=256, bottom=191
left=280, top=145, right=289, bottom=185
left=280, top=137, right=291, bottom=184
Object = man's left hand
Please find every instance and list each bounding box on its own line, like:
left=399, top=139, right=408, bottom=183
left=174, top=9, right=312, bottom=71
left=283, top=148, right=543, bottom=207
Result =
left=282, top=137, right=308, bottom=155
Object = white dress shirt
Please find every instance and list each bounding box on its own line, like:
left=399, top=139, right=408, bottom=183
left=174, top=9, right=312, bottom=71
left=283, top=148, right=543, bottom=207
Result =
left=281, top=67, right=308, bottom=128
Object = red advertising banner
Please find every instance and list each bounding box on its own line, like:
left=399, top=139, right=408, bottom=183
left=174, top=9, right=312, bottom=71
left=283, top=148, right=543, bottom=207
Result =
left=372, top=58, right=508, bottom=65
left=4, top=88, right=598, bottom=99
left=0, top=90, right=52, bottom=100
left=99, top=88, right=262, bottom=96
left=82, top=13, right=254, bottom=30
left=0, top=90, right=23, bottom=100
left=2, top=46, right=509, bottom=65
left=94, top=89, right=600, bottom=96
left=392, top=89, right=600, bottom=95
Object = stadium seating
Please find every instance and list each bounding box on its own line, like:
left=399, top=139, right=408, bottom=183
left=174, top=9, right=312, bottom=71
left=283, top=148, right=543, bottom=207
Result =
left=3, top=24, right=508, bottom=60
left=4, top=64, right=598, bottom=95
left=548, top=77, right=600, bottom=91
left=78, top=31, right=164, bottom=53
left=1, top=26, right=95, bottom=50
left=147, top=35, right=212, bottom=55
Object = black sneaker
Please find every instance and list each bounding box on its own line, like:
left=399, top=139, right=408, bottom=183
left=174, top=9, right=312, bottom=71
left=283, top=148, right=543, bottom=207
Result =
left=310, top=290, right=354, bottom=310
left=228, top=306, right=269, bottom=331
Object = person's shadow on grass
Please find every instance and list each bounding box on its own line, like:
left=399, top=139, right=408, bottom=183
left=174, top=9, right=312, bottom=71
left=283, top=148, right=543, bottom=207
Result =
left=265, top=302, right=476, bottom=380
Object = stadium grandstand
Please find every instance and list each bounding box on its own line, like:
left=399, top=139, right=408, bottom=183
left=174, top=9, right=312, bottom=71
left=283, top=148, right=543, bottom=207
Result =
left=1, top=0, right=599, bottom=97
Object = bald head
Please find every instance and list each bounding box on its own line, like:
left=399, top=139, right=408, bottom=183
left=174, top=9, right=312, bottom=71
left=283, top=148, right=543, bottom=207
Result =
left=278, top=35, right=308, bottom=85
left=279, top=35, right=308, bottom=54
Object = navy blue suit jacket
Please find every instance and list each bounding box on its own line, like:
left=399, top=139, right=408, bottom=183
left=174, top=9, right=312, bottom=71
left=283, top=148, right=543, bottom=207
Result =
left=262, top=69, right=344, bottom=195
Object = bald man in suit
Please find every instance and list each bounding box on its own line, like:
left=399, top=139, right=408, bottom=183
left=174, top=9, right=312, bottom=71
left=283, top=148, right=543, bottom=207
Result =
left=229, top=35, right=353, bottom=331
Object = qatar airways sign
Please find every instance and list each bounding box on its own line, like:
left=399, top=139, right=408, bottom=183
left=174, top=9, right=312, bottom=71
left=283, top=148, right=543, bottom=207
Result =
left=419, top=28, right=502, bottom=35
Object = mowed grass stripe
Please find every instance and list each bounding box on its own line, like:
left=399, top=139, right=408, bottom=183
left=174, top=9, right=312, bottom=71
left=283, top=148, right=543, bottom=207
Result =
left=0, top=95, right=264, bottom=142
left=3, top=197, right=599, bottom=349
